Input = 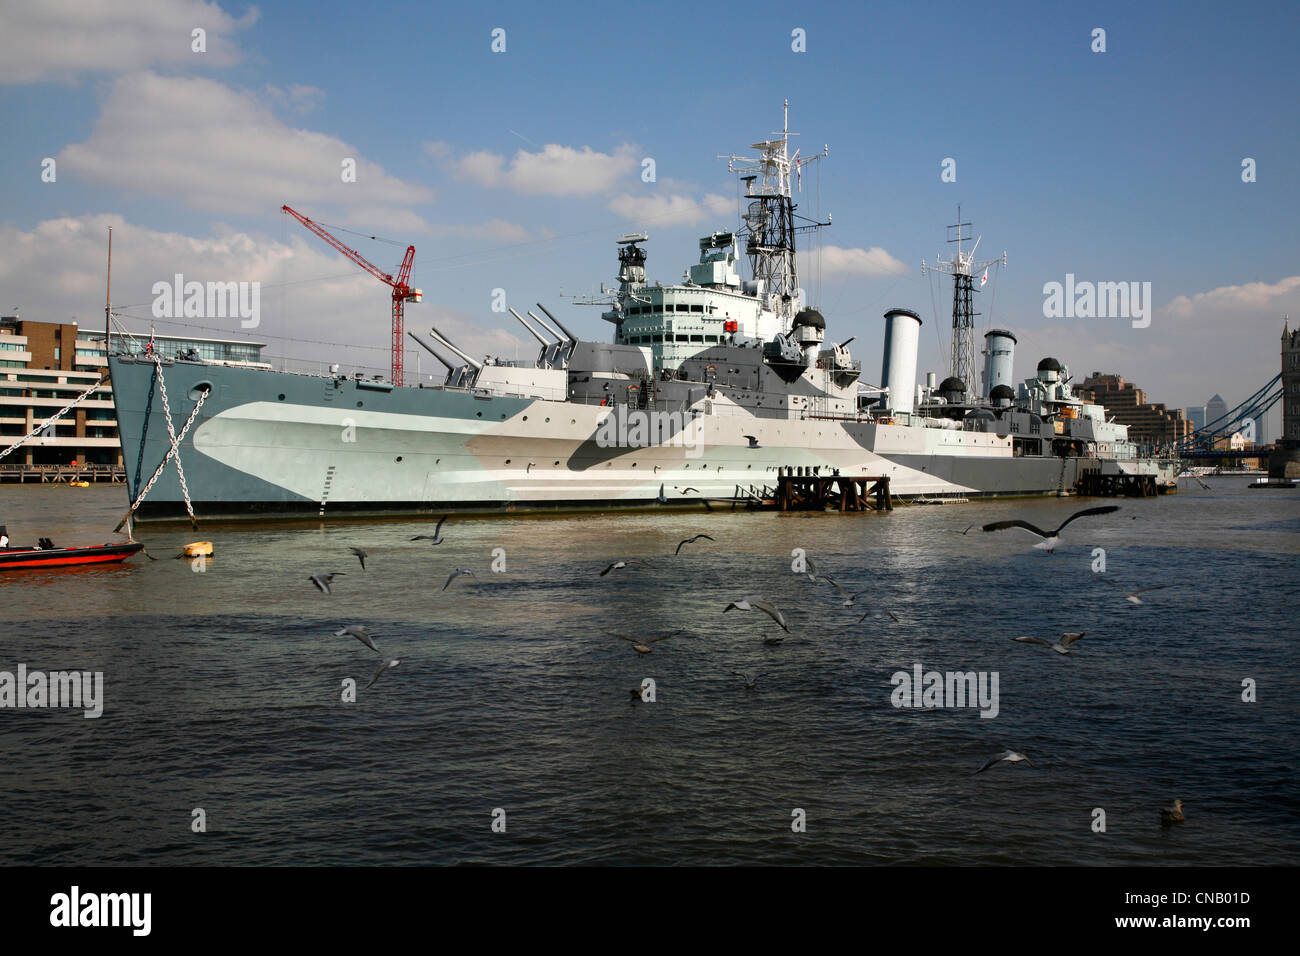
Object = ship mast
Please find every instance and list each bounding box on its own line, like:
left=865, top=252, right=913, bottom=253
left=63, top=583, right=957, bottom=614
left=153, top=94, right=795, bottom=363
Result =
left=720, top=100, right=829, bottom=331
left=922, top=205, right=1006, bottom=395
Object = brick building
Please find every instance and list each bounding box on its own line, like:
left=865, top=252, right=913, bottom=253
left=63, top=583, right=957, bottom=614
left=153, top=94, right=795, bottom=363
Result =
left=1076, top=372, right=1193, bottom=448
left=1, top=315, right=265, bottom=466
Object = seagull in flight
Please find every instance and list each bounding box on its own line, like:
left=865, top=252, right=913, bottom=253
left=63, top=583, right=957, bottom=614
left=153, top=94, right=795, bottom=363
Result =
left=731, top=671, right=768, bottom=690
left=411, top=514, right=450, bottom=544
left=656, top=483, right=668, bottom=504
left=981, top=505, right=1120, bottom=552
left=599, top=559, right=652, bottom=577
left=364, top=658, right=401, bottom=690
left=1101, top=578, right=1170, bottom=604
left=348, top=547, right=368, bottom=570
left=608, top=630, right=680, bottom=655
left=744, top=435, right=761, bottom=448
left=309, top=572, right=345, bottom=594
left=974, top=750, right=1034, bottom=774
left=335, top=624, right=380, bottom=653
left=859, top=606, right=902, bottom=624
left=675, top=486, right=701, bottom=494
left=817, top=575, right=870, bottom=606
left=1011, top=631, right=1085, bottom=655
left=725, top=595, right=790, bottom=632
left=442, top=568, right=475, bottom=590
left=802, top=556, right=819, bottom=582
left=675, top=533, right=715, bottom=555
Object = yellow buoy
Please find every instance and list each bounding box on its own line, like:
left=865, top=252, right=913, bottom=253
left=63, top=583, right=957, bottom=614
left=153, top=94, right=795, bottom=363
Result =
left=70, top=480, right=90, bottom=487
left=181, top=541, right=213, bottom=557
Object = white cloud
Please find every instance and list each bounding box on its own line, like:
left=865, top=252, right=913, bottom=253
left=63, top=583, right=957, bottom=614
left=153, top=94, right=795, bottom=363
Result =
left=450, top=143, right=638, bottom=197
left=0, top=0, right=257, bottom=84
left=56, top=72, right=433, bottom=230
left=607, top=192, right=732, bottom=227
left=1164, top=275, right=1300, bottom=320
left=806, top=245, right=908, bottom=277
left=1012, top=275, right=1300, bottom=417
left=0, top=214, right=525, bottom=375
left=263, top=83, right=324, bottom=114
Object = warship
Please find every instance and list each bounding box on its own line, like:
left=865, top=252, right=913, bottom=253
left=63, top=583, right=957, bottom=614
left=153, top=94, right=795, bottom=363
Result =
left=108, top=107, right=1178, bottom=521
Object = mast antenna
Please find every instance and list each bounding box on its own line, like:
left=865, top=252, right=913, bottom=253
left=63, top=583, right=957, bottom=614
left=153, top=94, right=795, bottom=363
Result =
left=921, top=205, right=1007, bottom=395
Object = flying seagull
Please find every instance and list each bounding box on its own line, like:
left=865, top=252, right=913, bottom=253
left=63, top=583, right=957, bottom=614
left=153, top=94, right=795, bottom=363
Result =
left=731, top=671, right=768, bottom=690
left=1160, top=799, right=1185, bottom=827
left=803, top=556, right=819, bottom=582
left=744, top=435, right=761, bottom=448
left=981, top=505, right=1120, bottom=552
left=442, top=568, right=475, bottom=590
left=600, top=559, right=652, bottom=577
left=1011, top=631, right=1085, bottom=655
left=817, top=575, right=870, bottom=606
left=675, top=533, right=715, bottom=555
left=364, top=658, right=401, bottom=690
left=411, top=514, right=450, bottom=543
left=1101, top=578, right=1170, bottom=604
left=656, top=483, right=668, bottom=504
left=725, top=595, right=790, bottom=632
left=310, top=572, right=345, bottom=594
left=608, top=630, right=680, bottom=655
left=675, top=486, right=701, bottom=494
left=348, top=547, right=368, bottom=570
left=335, top=624, right=380, bottom=654
left=859, top=606, right=902, bottom=624
left=974, top=750, right=1034, bottom=774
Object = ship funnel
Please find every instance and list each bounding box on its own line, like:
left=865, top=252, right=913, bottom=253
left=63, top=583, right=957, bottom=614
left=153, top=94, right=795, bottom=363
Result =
left=880, top=308, right=922, bottom=415
left=428, top=326, right=483, bottom=371
left=982, top=329, right=1017, bottom=397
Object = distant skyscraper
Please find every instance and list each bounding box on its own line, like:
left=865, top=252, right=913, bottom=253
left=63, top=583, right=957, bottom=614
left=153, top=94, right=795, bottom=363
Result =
left=1205, top=393, right=1229, bottom=429
left=1187, top=405, right=1206, bottom=432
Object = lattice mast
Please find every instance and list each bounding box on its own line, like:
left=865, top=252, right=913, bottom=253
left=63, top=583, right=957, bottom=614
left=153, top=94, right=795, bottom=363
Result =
left=720, top=100, right=829, bottom=331
left=922, top=205, right=1006, bottom=394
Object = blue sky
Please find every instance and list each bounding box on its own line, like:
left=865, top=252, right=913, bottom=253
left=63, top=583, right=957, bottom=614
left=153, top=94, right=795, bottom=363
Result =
left=2, top=0, right=1297, bottom=427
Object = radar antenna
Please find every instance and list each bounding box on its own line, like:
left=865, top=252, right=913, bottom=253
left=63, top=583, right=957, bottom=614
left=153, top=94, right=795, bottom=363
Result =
left=922, top=205, right=1007, bottom=395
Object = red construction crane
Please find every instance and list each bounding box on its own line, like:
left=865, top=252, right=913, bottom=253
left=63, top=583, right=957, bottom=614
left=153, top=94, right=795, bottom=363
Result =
left=281, top=204, right=420, bottom=386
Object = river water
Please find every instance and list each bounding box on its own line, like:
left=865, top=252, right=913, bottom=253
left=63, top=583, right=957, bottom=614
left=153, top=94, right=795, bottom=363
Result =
left=0, top=478, right=1295, bottom=864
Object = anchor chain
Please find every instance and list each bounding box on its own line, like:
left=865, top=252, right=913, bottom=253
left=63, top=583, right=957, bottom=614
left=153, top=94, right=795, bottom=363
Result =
left=115, top=356, right=207, bottom=531
left=0, top=375, right=107, bottom=461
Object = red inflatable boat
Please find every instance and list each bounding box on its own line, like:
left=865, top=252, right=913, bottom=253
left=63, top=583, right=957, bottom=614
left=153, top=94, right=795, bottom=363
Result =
left=0, top=541, right=143, bottom=570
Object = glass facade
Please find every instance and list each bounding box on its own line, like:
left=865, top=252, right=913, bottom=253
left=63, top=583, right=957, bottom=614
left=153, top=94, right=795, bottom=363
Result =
left=83, top=332, right=264, bottom=364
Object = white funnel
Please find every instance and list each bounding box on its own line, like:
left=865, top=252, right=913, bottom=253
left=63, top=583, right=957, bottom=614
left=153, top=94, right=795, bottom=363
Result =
left=983, top=329, right=1017, bottom=396
left=880, top=308, right=922, bottom=414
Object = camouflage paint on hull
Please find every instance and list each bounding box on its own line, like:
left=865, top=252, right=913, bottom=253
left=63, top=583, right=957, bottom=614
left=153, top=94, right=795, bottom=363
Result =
left=110, top=356, right=1177, bottom=521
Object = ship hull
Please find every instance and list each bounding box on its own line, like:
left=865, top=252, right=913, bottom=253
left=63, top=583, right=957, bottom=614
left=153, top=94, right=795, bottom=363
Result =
left=110, top=357, right=1177, bottom=521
